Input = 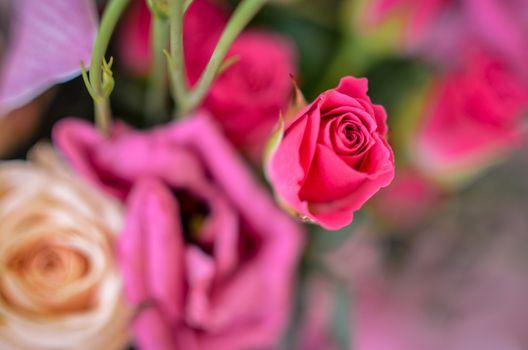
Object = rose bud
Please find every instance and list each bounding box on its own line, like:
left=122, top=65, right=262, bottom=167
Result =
left=414, top=53, right=528, bottom=185
left=54, top=114, right=303, bottom=350
left=202, top=31, right=297, bottom=157
left=266, top=76, right=395, bottom=230
left=0, top=145, right=129, bottom=349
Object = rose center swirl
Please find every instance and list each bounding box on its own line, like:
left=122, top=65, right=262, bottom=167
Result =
left=8, top=243, right=89, bottom=289
left=322, top=114, right=373, bottom=156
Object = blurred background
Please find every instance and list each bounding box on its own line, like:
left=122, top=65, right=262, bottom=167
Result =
left=1, top=0, right=528, bottom=349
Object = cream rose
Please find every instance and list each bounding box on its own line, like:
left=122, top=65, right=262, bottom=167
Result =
left=0, top=145, right=129, bottom=350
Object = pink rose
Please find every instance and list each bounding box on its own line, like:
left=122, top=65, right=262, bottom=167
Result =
left=54, top=114, right=303, bottom=350
left=183, top=0, right=228, bottom=85
left=366, top=0, right=528, bottom=73
left=117, top=1, right=295, bottom=155
left=203, top=31, right=296, bottom=155
left=267, top=77, right=395, bottom=230
left=116, top=0, right=153, bottom=76
left=462, top=0, right=528, bottom=74
left=117, top=0, right=228, bottom=77
left=367, top=0, right=449, bottom=46
left=414, top=53, right=528, bottom=183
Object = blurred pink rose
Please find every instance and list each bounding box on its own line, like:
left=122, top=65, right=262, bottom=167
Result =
left=54, top=114, right=303, bottom=350
left=367, top=0, right=449, bottom=46
left=367, top=0, right=528, bottom=72
left=0, top=0, right=97, bottom=115
left=462, top=0, right=528, bottom=74
left=203, top=31, right=296, bottom=156
left=117, top=0, right=228, bottom=78
left=267, top=77, right=395, bottom=230
left=116, top=0, right=152, bottom=76
left=183, top=0, right=229, bottom=85
left=414, top=53, right=528, bottom=182
left=117, top=0, right=295, bottom=155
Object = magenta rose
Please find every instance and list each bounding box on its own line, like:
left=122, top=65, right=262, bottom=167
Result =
left=117, top=0, right=228, bottom=77
left=53, top=114, right=303, bottom=350
left=367, top=0, right=449, bottom=46
left=116, top=0, right=295, bottom=156
left=414, top=53, right=528, bottom=183
left=183, top=0, right=228, bottom=84
left=203, top=31, right=296, bottom=156
left=267, top=76, right=395, bottom=230
left=116, top=0, right=152, bottom=76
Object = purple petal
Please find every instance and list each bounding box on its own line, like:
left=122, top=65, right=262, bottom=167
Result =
left=0, top=0, right=97, bottom=114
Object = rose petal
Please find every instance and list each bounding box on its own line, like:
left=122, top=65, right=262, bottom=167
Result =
left=120, top=179, right=184, bottom=320
left=118, top=185, right=149, bottom=306
left=199, top=189, right=239, bottom=276
left=143, top=180, right=185, bottom=321
left=300, top=145, right=370, bottom=203
left=185, top=246, right=215, bottom=329
left=199, top=214, right=301, bottom=350
left=300, top=144, right=393, bottom=229
left=94, top=130, right=204, bottom=189
left=335, top=76, right=370, bottom=99
left=268, top=103, right=321, bottom=211
left=133, top=307, right=176, bottom=350
left=373, top=104, right=388, bottom=136
left=53, top=119, right=126, bottom=197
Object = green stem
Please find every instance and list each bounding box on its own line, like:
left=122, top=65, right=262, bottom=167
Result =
left=89, top=0, right=130, bottom=134
left=94, top=99, right=112, bottom=133
left=169, top=0, right=188, bottom=113
left=145, top=17, right=170, bottom=122
left=177, top=0, right=268, bottom=116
